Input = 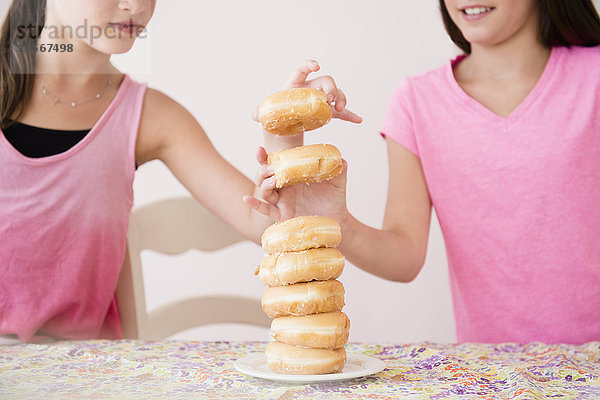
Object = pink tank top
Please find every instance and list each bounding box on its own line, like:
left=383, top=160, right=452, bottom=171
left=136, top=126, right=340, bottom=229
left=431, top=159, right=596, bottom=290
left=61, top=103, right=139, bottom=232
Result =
left=0, top=74, right=147, bottom=342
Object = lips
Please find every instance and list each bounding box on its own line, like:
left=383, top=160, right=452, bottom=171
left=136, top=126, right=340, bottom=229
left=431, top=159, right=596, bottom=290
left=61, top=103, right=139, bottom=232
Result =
left=108, top=21, right=140, bottom=35
left=111, top=20, right=139, bottom=27
left=459, top=5, right=495, bottom=21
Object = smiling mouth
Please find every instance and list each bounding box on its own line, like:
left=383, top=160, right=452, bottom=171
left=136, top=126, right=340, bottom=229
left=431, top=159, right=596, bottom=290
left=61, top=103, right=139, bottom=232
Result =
left=461, top=6, right=495, bottom=16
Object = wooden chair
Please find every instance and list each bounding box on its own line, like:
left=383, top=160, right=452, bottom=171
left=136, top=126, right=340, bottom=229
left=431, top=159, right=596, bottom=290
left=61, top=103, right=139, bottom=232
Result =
left=116, top=196, right=270, bottom=340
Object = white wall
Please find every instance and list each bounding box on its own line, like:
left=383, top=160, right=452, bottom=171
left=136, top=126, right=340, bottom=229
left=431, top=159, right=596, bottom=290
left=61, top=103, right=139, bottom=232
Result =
left=113, top=0, right=459, bottom=343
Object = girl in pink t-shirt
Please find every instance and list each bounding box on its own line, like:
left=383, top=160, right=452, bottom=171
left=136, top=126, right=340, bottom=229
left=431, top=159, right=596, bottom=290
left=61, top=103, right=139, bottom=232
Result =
left=0, top=0, right=361, bottom=343
left=248, top=1, right=600, bottom=343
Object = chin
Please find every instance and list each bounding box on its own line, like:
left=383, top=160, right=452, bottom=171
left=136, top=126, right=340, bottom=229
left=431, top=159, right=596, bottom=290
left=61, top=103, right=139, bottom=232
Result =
left=93, top=41, right=136, bottom=55
left=460, top=28, right=507, bottom=48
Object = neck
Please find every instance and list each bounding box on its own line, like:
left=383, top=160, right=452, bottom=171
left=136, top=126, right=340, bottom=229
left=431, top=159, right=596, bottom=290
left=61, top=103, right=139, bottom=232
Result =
left=35, top=5, right=115, bottom=82
left=463, top=15, right=550, bottom=81
left=469, top=42, right=550, bottom=82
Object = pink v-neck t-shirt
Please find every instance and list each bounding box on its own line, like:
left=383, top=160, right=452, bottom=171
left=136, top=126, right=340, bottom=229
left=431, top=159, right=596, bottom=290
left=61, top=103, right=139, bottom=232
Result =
left=380, top=45, right=600, bottom=344
left=0, top=75, right=147, bottom=342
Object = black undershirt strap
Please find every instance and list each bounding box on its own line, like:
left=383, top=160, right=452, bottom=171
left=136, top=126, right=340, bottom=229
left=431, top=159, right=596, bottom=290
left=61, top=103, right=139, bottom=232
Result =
left=3, top=121, right=138, bottom=169
left=3, top=122, right=89, bottom=158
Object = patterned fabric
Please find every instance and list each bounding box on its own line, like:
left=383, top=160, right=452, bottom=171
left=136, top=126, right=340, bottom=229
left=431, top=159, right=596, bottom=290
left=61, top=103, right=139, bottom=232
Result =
left=1, top=340, right=599, bottom=399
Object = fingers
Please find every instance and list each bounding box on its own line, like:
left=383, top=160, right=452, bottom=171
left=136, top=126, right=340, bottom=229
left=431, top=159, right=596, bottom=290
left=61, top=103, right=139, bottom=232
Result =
left=285, top=59, right=320, bottom=88
left=303, top=75, right=338, bottom=103
left=305, top=78, right=361, bottom=122
left=243, top=195, right=280, bottom=221
left=255, top=162, right=274, bottom=186
left=330, top=158, right=348, bottom=189
left=256, top=146, right=269, bottom=165
left=281, top=61, right=362, bottom=126
left=336, top=158, right=348, bottom=180
left=259, top=176, right=278, bottom=201
left=284, top=62, right=338, bottom=103
left=254, top=146, right=278, bottom=201
left=332, top=88, right=347, bottom=112
left=332, top=107, right=363, bottom=124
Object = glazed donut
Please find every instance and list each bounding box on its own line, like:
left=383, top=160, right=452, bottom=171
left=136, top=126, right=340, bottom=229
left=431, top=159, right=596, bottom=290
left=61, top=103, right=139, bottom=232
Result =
left=261, top=279, right=345, bottom=318
left=266, top=341, right=346, bottom=375
left=261, top=216, right=341, bottom=255
left=259, top=87, right=332, bottom=136
left=259, top=248, right=345, bottom=287
left=271, top=311, right=350, bottom=349
left=268, top=144, right=343, bottom=188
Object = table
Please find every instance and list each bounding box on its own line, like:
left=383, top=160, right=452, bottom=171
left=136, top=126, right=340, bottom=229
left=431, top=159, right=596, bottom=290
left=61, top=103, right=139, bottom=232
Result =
left=1, top=340, right=599, bottom=399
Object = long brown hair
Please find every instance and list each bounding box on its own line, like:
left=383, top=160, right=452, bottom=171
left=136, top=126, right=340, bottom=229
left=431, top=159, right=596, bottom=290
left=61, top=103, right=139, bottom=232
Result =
left=439, top=0, right=600, bottom=54
left=0, top=0, right=47, bottom=129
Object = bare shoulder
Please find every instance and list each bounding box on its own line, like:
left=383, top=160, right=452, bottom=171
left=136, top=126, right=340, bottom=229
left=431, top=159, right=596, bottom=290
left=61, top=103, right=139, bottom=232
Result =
left=136, top=87, right=203, bottom=166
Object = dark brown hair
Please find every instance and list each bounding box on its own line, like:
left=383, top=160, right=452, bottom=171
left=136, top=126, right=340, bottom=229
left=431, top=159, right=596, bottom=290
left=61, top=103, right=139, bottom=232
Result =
left=439, top=0, right=600, bottom=54
left=0, top=0, right=46, bottom=129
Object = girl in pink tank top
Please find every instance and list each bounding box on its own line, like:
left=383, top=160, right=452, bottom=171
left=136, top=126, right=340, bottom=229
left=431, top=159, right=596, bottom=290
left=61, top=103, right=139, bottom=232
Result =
left=0, top=0, right=362, bottom=343
left=248, top=1, right=600, bottom=344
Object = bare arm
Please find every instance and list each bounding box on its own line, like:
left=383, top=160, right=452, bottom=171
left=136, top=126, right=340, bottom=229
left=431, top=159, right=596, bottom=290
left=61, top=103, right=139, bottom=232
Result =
left=339, top=138, right=432, bottom=281
left=136, top=88, right=271, bottom=244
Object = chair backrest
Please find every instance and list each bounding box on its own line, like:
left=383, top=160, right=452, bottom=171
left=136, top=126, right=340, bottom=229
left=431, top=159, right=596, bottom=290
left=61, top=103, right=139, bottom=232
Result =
left=116, top=196, right=270, bottom=340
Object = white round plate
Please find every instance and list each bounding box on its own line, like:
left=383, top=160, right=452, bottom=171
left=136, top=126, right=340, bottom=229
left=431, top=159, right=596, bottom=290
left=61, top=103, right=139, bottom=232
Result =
left=234, top=353, right=386, bottom=384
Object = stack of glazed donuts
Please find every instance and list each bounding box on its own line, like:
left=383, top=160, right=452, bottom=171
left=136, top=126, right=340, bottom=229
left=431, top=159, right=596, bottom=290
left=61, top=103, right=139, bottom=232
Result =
left=259, top=216, right=349, bottom=375
left=256, top=88, right=349, bottom=375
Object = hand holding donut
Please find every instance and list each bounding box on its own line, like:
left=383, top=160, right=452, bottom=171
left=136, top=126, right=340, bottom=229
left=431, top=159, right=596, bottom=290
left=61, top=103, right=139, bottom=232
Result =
left=244, top=60, right=359, bottom=223
left=251, top=59, right=363, bottom=128
left=243, top=146, right=350, bottom=223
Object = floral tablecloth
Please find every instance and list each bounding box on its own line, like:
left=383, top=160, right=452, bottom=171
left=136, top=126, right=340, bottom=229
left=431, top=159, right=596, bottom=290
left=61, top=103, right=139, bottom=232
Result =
left=0, top=340, right=599, bottom=399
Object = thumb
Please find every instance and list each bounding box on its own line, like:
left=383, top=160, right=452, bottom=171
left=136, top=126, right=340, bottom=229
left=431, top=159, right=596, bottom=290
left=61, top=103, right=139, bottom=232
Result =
left=340, top=159, right=348, bottom=180
left=331, top=159, right=348, bottom=189
left=256, top=146, right=268, bottom=165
